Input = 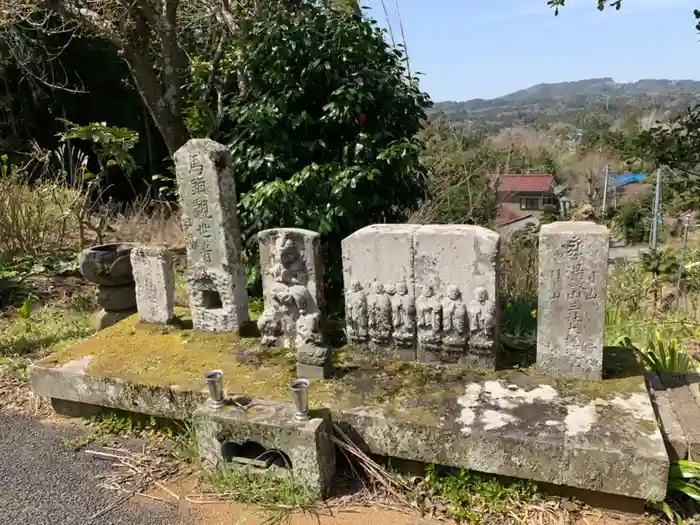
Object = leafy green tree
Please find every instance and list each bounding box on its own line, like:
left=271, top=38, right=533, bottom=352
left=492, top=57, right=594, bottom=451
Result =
left=541, top=204, right=559, bottom=224
left=186, top=0, right=431, bottom=302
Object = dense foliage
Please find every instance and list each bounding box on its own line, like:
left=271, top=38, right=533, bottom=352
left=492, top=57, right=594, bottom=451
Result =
left=186, top=0, right=431, bottom=299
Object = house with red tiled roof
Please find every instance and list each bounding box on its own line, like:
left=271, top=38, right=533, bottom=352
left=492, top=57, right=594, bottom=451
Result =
left=491, top=173, right=563, bottom=234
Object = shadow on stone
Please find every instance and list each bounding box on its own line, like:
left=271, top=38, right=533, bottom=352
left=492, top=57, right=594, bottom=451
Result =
left=222, top=440, right=292, bottom=470
left=497, top=338, right=536, bottom=371
left=238, top=320, right=261, bottom=338
left=329, top=364, right=359, bottom=380
left=603, top=346, right=643, bottom=379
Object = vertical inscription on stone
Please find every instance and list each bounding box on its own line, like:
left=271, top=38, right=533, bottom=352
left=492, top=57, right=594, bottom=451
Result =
left=537, top=222, right=609, bottom=380
left=131, top=245, right=175, bottom=325
left=174, top=139, right=249, bottom=332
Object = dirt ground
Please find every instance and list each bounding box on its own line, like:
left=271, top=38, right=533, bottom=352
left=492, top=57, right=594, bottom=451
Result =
left=129, top=474, right=654, bottom=525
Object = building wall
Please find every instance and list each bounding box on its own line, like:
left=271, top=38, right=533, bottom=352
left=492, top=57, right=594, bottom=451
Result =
left=498, top=191, right=556, bottom=211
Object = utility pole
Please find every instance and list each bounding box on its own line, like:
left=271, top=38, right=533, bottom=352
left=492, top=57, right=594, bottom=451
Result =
left=650, top=167, right=663, bottom=309
left=650, top=167, right=662, bottom=255
left=601, top=165, right=609, bottom=220
left=676, top=215, right=690, bottom=309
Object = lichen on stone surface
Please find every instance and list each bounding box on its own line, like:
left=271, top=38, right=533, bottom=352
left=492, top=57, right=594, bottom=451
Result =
left=36, top=311, right=649, bottom=428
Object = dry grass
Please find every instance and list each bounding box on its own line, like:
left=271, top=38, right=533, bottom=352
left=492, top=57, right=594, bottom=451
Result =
left=0, top=172, right=185, bottom=260
left=108, top=198, right=185, bottom=249
left=0, top=172, right=78, bottom=258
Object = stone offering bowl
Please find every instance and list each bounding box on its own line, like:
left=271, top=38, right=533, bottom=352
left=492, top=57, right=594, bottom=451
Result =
left=79, top=243, right=138, bottom=287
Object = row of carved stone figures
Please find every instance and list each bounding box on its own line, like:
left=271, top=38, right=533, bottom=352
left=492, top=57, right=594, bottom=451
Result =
left=346, top=280, right=496, bottom=350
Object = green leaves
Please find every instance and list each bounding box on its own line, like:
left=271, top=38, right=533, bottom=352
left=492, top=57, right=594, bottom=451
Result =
left=617, top=331, right=695, bottom=373
left=183, top=0, right=430, bottom=300
left=648, top=459, right=700, bottom=523
left=57, top=119, right=139, bottom=176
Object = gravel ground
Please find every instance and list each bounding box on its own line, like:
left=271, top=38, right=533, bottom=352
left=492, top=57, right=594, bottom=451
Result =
left=0, top=412, right=191, bottom=525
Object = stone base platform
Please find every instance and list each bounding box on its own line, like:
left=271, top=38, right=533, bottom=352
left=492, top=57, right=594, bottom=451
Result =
left=28, top=312, right=669, bottom=501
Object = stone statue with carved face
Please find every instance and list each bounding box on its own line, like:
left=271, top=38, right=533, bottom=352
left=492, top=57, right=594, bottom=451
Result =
left=346, top=280, right=368, bottom=342
left=417, top=284, right=442, bottom=348
left=442, top=285, right=468, bottom=349
left=468, top=286, right=495, bottom=349
left=391, top=281, right=416, bottom=346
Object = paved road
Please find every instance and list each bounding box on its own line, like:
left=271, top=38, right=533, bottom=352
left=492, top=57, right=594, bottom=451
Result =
left=0, top=412, right=190, bottom=525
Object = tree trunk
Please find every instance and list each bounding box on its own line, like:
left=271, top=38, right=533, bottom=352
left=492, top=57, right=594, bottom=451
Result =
left=119, top=14, right=190, bottom=155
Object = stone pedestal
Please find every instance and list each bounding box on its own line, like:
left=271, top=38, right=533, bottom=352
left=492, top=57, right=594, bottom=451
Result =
left=174, top=139, right=250, bottom=333
left=131, top=245, right=175, bottom=324
left=79, top=243, right=138, bottom=330
left=193, top=402, right=335, bottom=499
left=537, top=222, right=609, bottom=380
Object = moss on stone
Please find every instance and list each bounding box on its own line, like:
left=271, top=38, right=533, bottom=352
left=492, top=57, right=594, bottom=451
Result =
left=37, top=310, right=648, bottom=426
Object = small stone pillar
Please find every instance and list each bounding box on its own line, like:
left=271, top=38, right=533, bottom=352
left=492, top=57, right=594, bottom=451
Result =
left=257, top=228, right=330, bottom=378
left=79, top=243, right=138, bottom=330
left=174, top=139, right=250, bottom=333
left=130, top=245, right=175, bottom=324
left=537, top=222, right=609, bottom=380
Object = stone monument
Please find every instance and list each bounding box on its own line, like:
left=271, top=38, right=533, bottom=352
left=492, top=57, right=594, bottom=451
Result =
left=130, top=245, right=175, bottom=324
left=79, top=243, right=138, bottom=330
left=413, top=225, right=500, bottom=369
left=537, top=222, right=609, bottom=381
left=342, top=224, right=419, bottom=360
left=173, top=139, right=249, bottom=333
left=342, top=224, right=500, bottom=369
left=257, top=228, right=330, bottom=378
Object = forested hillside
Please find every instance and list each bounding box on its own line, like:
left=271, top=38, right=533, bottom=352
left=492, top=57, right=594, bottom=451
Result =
left=430, top=78, right=700, bottom=133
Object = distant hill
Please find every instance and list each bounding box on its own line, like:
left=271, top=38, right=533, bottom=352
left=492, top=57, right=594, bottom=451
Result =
left=430, top=78, right=700, bottom=133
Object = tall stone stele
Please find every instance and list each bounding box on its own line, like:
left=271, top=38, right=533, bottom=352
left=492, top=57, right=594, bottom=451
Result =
left=173, top=139, right=250, bottom=332
left=130, top=245, right=175, bottom=325
left=537, top=221, right=609, bottom=381
left=257, top=228, right=330, bottom=378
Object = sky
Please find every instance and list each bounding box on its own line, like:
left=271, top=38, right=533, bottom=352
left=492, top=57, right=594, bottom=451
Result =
left=362, top=0, right=700, bottom=102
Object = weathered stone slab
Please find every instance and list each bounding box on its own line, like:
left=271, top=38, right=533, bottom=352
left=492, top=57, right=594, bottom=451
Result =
left=659, top=373, right=700, bottom=460
left=537, top=222, right=609, bottom=380
left=562, top=392, right=668, bottom=501
left=30, top=318, right=669, bottom=501
left=194, top=402, right=335, bottom=498
left=131, top=245, right=175, bottom=324
left=28, top=355, right=205, bottom=419
left=413, top=225, right=500, bottom=369
left=341, top=224, right=419, bottom=360
left=645, top=372, right=687, bottom=461
left=174, top=139, right=249, bottom=332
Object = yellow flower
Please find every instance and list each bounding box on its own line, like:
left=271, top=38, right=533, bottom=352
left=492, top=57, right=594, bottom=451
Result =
left=530, top=310, right=537, bottom=319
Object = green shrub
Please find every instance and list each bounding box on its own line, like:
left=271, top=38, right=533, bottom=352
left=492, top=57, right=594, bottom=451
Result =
left=184, top=1, right=430, bottom=307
